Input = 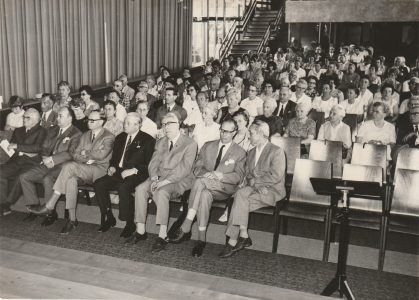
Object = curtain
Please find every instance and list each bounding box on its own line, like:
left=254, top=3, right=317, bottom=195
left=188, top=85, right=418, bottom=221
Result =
left=0, top=0, right=193, bottom=105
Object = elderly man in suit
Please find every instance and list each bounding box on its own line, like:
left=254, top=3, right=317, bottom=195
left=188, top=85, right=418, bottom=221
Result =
left=169, top=119, right=247, bottom=257
left=130, top=113, right=197, bottom=252
left=93, top=113, right=155, bottom=234
left=219, top=120, right=286, bottom=258
left=18, top=107, right=81, bottom=223
left=31, top=111, right=115, bottom=234
left=40, top=94, right=58, bottom=129
left=0, top=108, right=47, bottom=215
left=155, top=87, right=187, bottom=128
left=273, top=86, right=296, bottom=128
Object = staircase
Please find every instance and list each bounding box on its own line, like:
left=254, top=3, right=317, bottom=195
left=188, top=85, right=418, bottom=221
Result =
left=230, top=9, right=279, bottom=56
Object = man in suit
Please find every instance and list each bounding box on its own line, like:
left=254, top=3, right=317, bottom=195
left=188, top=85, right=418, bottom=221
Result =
left=118, top=74, right=135, bottom=111
left=155, top=87, right=187, bottom=128
left=129, top=81, right=157, bottom=113
left=93, top=113, right=155, bottom=234
left=169, top=119, right=247, bottom=257
left=40, top=94, right=58, bottom=129
left=0, top=108, right=47, bottom=215
left=273, top=86, right=296, bottom=129
left=131, top=113, right=197, bottom=252
left=18, top=107, right=81, bottom=223
left=30, top=111, right=115, bottom=234
left=396, top=96, right=419, bottom=148
left=219, top=120, right=286, bottom=258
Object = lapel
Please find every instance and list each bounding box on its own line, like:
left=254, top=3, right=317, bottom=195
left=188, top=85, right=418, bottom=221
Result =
left=218, top=142, right=235, bottom=167
left=91, top=128, right=104, bottom=147
left=248, top=148, right=256, bottom=173
left=46, top=111, right=55, bottom=124
left=53, top=125, right=74, bottom=150
left=255, top=142, right=271, bottom=170
left=126, top=131, right=142, bottom=152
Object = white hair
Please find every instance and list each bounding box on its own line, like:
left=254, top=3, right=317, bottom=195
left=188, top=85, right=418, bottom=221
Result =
left=250, top=120, right=270, bottom=138
left=331, top=104, right=346, bottom=118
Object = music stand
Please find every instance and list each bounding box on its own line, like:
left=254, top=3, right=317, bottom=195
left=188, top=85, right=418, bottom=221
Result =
left=310, top=177, right=382, bottom=300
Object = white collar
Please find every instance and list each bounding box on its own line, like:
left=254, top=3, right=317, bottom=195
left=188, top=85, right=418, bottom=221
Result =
left=169, top=133, right=181, bottom=145
left=128, top=129, right=140, bottom=141
left=59, top=124, right=72, bottom=134
left=256, top=140, right=268, bottom=152
left=43, top=109, right=53, bottom=119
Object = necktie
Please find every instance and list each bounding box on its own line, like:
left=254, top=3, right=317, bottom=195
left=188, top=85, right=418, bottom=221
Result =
left=91, top=133, right=95, bottom=142
left=414, top=125, right=418, bottom=133
left=119, top=135, right=132, bottom=168
left=279, top=104, right=284, bottom=117
left=214, top=145, right=225, bottom=170
left=167, top=105, right=171, bottom=112
left=58, top=129, right=63, bottom=137
left=169, top=141, right=174, bottom=151
left=42, top=113, right=47, bottom=125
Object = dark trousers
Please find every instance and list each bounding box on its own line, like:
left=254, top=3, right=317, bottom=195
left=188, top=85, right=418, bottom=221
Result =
left=0, top=157, right=39, bottom=204
left=93, top=172, right=148, bottom=223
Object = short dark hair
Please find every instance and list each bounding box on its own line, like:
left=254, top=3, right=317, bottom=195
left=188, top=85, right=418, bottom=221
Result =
left=165, top=87, right=178, bottom=96
left=60, top=106, right=76, bottom=121
left=346, top=84, right=360, bottom=96
left=79, top=85, right=94, bottom=97
left=57, top=80, right=72, bottom=90
left=103, top=100, right=116, bottom=110
left=232, top=110, right=250, bottom=127
left=70, top=98, right=85, bottom=109
left=41, top=93, right=55, bottom=103
left=221, top=118, right=238, bottom=132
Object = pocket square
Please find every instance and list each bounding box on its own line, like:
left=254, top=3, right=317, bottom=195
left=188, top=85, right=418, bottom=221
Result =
left=224, top=159, right=235, bottom=166
left=62, top=137, right=70, bottom=143
left=136, top=145, right=141, bottom=149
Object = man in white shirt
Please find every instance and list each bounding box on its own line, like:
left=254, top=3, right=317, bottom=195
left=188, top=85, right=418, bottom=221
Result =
left=219, top=120, right=286, bottom=258
left=136, top=101, right=158, bottom=138
left=290, top=79, right=312, bottom=108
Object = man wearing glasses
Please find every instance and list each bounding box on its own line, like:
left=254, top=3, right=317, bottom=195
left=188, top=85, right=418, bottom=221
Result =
left=30, top=111, right=115, bottom=234
left=219, top=120, right=286, bottom=258
left=129, top=80, right=157, bottom=114
left=133, top=113, right=197, bottom=253
left=169, top=119, right=246, bottom=257
left=0, top=108, right=47, bottom=215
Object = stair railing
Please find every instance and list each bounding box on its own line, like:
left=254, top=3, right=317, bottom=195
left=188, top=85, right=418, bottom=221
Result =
left=256, top=6, right=284, bottom=54
left=219, top=0, right=258, bottom=61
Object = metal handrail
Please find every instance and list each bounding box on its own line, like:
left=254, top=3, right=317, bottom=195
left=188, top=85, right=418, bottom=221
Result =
left=256, top=6, right=284, bottom=54
left=219, top=0, right=258, bottom=61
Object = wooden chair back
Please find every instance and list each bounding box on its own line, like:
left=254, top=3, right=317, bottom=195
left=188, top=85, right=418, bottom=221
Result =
left=343, top=113, right=363, bottom=135
left=270, top=136, right=301, bottom=176
left=308, top=110, right=325, bottom=138
left=351, top=142, right=387, bottom=181
left=309, top=140, right=343, bottom=178
left=391, top=169, right=419, bottom=218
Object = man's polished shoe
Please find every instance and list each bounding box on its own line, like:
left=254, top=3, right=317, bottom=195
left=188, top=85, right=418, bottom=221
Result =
left=124, top=232, right=148, bottom=245
left=218, top=243, right=236, bottom=258
left=168, top=227, right=191, bottom=244
left=41, top=210, right=58, bottom=226
left=151, top=237, right=168, bottom=253
left=60, top=219, right=78, bottom=234
left=192, top=241, right=206, bottom=257
left=120, top=222, right=136, bottom=238
left=98, top=217, right=117, bottom=233
left=22, top=212, right=37, bottom=222
left=1, top=203, right=12, bottom=216
left=29, top=204, right=53, bottom=216
left=235, top=237, right=252, bottom=251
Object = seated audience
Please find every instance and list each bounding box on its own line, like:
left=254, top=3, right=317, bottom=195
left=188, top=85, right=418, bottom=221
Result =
left=283, top=102, right=316, bottom=155
left=399, top=77, right=419, bottom=114
left=240, top=82, right=264, bottom=123
left=217, top=90, right=246, bottom=124
left=53, top=81, right=72, bottom=113
left=219, top=121, right=286, bottom=258
left=317, top=104, right=352, bottom=150
left=340, top=85, right=364, bottom=115
left=146, top=75, right=159, bottom=97
left=260, top=80, right=278, bottom=102
left=155, top=87, right=187, bottom=128
left=136, top=101, right=158, bottom=139
left=118, top=74, right=135, bottom=111
left=70, top=98, right=89, bottom=132
left=106, top=92, right=128, bottom=122
left=305, top=75, right=318, bottom=99
left=182, top=84, right=202, bottom=127
left=79, top=85, right=100, bottom=116
left=255, top=98, right=283, bottom=136
left=103, top=100, right=124, bottom=136
left=39, top=94, right=57, bottom=129
left=4, top=96, right=25, bottom=131
left=396, top=96, right=419, bottom=148
left=373, top=83, right=399, bottom=122
left=312, top=83, right=339, bottom=117
left=94, top=113, right=155, bottom=234
left=30, top=111, right=115, bottom=234
left=192, top=105, right=220, bottom=151
left=339, top=63, right=360, bottom=91
left=18, top=107, right=82, bottom=223
left=0, top=108, right=46, bottom=215
left=133, top=113, right=198, bottom=252
left=290, top=79, right=312, bottom=108
left=358, top=76, right=374, bottom=110
left=273, top=86, right=297, bottom=128
left=232, top=110, right=252, bottom=152
left=169, top=119, right=246, bottom=257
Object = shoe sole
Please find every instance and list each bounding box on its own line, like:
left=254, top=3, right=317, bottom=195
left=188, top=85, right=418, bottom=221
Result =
left=2, top=211, right=12, bottom=216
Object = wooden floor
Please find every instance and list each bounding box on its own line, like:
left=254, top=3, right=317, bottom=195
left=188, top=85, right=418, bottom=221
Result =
left=0, top=237, right=329, bottom=300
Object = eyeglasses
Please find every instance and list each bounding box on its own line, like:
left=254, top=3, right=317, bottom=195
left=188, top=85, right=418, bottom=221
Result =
left=138, top=85, right=148, bottom=89
left=23, top=116, right=31, bottom=119
left=410, top=112, right=419, bottom=116
left=88, top=118, right=102, bottom=122
left=249, top=89, right=257, bottom=92
left=187, top=89, right=196, bottom=92
left=113, top=85, right=122, bottom=88
left=220, top=128, right=235, bottom=134
left=80, top=93, right=87, bottom=96
left=161, top=121, right=178, bottom=127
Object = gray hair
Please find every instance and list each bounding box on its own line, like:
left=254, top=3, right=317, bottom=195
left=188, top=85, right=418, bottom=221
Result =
left=126, top=112, right=143, bottom=125
left=331, top=104, right=346, bottom=118
left=264, top=97, right=278, bottom=109
left=162, top=112, right=180, bottom=124
left=296, top=101, right=311, bottom=115
left=250, top=120, right=270, bottom=138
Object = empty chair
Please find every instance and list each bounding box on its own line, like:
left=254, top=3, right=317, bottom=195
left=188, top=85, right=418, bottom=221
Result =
left=394, top=147, right=419, bottom=172
left=308, top=110, right=325, bottom=138
left=309, top=140, right=343, bottom=178
left=275, top=159, right=333, bottom=261
left=340, top=163, right=387, bottom=270
left=343, top=113, right=363, bottom=136
left=351, top=142, right=388, bottom=178
left=380, top=169, right=419, bottom=270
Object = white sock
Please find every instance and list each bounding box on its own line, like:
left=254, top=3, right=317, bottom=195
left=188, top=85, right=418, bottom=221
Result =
left=186, top=208, right=197, bottom=221
left=136, top=223, right=145, bottom=234
left=239, top=226, right=249, bottom=238
left=228, top=239, right=237, bottom=247
left=158, top=225, right=167, bottom=239
left=45, top=202, right=55, bottom=211
left=198, top=226, right=206, bottom=231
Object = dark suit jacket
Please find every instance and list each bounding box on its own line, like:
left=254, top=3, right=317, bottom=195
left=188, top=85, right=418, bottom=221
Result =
left=40, top=110, right=58, bottom=129
left=9, top=124, right=47, bottom=163
left=109, top=130, right=156, bottom=178
left=273, top=100, right=296, bottom=128
left=41, top=125, right=82, bottom=166
left=129, top=94, right=157, bottom=112
left=255, top=115, right=283, bottom=136
left=155, top=104, right=188, bottom=129
left=193, top=140, right=247, bottom=194
left=148, top=134, right=197, bottom=192
left=245, top=142, right=286, bottom=202
left=396, top=112, right=418, bottom=147
left=72, top=128, right=115, bottom=171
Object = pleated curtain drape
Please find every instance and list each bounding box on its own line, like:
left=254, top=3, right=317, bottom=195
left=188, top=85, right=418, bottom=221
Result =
left=0, top=0, right=192, bottom=105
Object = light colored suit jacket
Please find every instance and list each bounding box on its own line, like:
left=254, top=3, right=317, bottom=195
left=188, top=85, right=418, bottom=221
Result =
left=72, top=128, right=115, bottom=171
left=41, top=125, right=82, bottom=166
left=148, top=134, right=197, bottom=188
left=245, top=142, right=286, bottom=202
left=193, top=140, right=246, bottom=194
left=40, top=110, right=58, bottom=129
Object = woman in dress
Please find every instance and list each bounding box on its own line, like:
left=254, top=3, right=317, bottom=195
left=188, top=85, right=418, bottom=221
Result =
left=79, top=85, right=100, bottom=116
